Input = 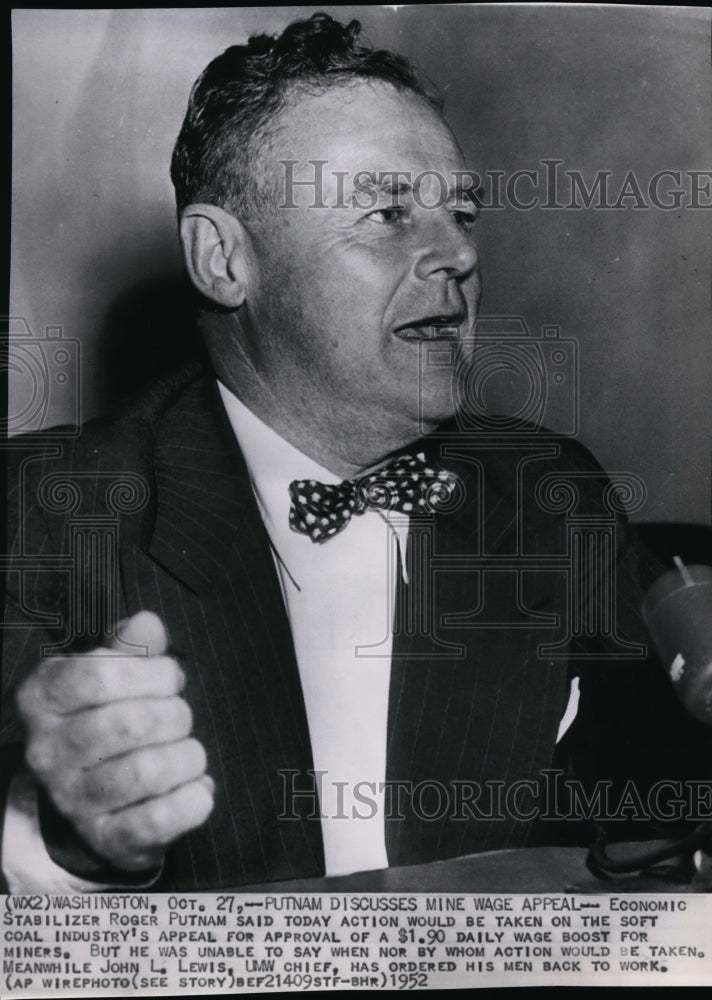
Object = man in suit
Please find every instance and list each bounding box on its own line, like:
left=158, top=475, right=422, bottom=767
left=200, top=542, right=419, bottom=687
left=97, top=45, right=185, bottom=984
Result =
left=2, top=13, right=709, bottom=891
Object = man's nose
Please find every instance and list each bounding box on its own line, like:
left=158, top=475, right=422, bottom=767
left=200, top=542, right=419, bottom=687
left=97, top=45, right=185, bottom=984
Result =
left=413, top=213, right=479, bottom=283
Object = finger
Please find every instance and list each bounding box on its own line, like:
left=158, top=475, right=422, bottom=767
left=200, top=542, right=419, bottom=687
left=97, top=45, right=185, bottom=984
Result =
left=62, top=696, right=193, bottom=765
left=109, top=611, right=169, bottom=657
left=87, top=775, right=215, bottom=870
left=28, top=653, right=185, bottom=714
left=81, top=737, right=207, bottom=811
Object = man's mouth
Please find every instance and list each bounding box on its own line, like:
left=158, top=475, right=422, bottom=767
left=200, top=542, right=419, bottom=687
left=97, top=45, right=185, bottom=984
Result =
left=393, top=315, right=465, bottom=342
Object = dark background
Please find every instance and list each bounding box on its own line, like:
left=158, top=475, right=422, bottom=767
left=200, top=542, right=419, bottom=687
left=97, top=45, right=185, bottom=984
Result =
left=9, top=5, right=711, bottom=524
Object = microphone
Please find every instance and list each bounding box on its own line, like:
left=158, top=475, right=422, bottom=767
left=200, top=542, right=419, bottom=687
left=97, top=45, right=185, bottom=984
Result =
left=586, top=557, right=712, bottom=883
left=642, top=558, right=712, bottom=725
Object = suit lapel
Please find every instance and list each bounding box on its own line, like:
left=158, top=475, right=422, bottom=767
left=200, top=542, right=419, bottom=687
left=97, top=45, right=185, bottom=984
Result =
left=386, top=436, right=570, bottom=866
left=119, top=376, right=324, bottom=889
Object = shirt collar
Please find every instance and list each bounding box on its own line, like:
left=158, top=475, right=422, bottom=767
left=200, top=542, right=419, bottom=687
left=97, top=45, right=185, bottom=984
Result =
left=217, top=380, right=411, bottom=581
left=217, top=380, right=343, bottom=538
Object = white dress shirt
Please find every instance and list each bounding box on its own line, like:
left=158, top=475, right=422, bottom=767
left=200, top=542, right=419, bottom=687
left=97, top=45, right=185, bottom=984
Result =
left=2, top=382, right=579, bottom=889
left=218, top=381, right=410, bottom=876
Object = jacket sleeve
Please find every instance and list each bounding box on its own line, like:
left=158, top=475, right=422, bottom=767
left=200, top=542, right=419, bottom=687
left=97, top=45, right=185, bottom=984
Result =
left=1, top=441, right=160, bottom=889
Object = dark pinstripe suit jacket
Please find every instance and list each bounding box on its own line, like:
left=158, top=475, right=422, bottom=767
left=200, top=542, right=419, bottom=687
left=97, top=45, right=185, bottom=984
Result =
left=2, top=365, right=707, bottom=890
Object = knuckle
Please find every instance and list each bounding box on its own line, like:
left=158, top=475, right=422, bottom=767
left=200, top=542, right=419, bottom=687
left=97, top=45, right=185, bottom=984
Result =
left=140, top=797, right=170, bottom=846
left=81, top=768, right=109, bottom=805
left=174, top=697, right=193, bottom=736
left=41, top=657, right=91, bottom=710
left=25, top=738, right=54, bottom=777
left=110, top=705, right=146, bottom=746
left=37, top=767, right=81, bottom=819
left=66, top=713, right=112, bottom=763
left=181, top=780, right=215, bottom=832
left=123, top=848, right=163, bottom=871
left=52, top=782, right=79, bottom=819
left=85, top=812, right=118, bottom=860
left=127, top=749, right=156, bottom=791
left=63, top=716, right=90, bottom=753
left=136, top=700, right=163, bottom=738
left=186, top=738, right=207, bottom=775
left=156, top=655, right=185, bottom=692
left=79, top=811, right=162, bottom=870
left=67, top=707, right=121, bottom=759
left=15, top=673, right=42, bottom=718
left=73, top=661, right=110, bottom=705
left=33, top=657, right=69, bottom=708
left=192, top=783, right=215, bottom=825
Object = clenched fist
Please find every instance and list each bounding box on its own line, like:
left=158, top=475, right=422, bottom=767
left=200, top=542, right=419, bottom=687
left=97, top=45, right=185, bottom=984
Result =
left=16, top=611, right=214, bottom=871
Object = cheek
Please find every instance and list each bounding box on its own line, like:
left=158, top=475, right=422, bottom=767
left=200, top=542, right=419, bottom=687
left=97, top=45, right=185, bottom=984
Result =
left=281, top=258, right=391, bottom=340
left=250, top=229, right=414, bottom=381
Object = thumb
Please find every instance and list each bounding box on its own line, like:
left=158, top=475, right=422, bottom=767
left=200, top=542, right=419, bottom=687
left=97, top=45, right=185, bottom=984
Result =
left=108, top=610, right=169, bottom=656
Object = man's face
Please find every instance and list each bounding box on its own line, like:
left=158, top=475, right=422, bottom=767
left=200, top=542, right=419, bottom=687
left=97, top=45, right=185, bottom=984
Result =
left=237, top=80, right=481, bottom=454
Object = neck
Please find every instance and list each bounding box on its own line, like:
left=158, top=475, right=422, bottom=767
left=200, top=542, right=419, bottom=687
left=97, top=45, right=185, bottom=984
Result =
left=203, top=316, right=432, bottom=479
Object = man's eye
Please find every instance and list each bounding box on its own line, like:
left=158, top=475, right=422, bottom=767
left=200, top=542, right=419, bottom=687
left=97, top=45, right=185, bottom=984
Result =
left=367, top=206, right=405, bottom=224
left=450, top=209, right=477, bottom=231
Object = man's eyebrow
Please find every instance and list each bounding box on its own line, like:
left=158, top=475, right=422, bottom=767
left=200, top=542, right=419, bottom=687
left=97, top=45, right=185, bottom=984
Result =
left=352, top=175, right=414, bottom=200
left=349, top=174, right=482, bottom=212
left=451, top=183, right=482, bottom=207
left=363, top=178, right=478, bottom=199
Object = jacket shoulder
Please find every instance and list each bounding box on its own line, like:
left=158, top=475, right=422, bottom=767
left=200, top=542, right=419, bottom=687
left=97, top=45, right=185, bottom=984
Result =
left=427, top=418, right=617, bottom=516
left=4, top=365, right=211, bottom=549
left=6, top=364, right=207, bottom=475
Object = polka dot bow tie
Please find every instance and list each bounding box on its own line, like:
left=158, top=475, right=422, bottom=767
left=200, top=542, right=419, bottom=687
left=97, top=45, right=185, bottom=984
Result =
left=288, top=452, right=458, bottom=543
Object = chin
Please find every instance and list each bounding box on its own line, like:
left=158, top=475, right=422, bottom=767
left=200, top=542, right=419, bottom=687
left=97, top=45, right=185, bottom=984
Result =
left=406, top=397, right=458, bottom=437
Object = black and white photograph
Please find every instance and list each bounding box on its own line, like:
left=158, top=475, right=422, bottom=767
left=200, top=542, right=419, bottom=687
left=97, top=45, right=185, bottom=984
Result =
left=2, top=4, right=712, bottom=992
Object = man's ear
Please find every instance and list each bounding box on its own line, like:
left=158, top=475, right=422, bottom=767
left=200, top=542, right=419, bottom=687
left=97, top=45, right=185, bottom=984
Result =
left=179, top=204, right=252, bottom=309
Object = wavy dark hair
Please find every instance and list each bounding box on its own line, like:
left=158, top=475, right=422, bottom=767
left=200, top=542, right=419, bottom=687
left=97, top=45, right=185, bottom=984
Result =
left=170, top=12, right=441, bottom=217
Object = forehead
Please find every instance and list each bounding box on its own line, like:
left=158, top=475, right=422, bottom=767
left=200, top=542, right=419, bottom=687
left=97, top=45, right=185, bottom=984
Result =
left=267, top=80, right=467, bottom=179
